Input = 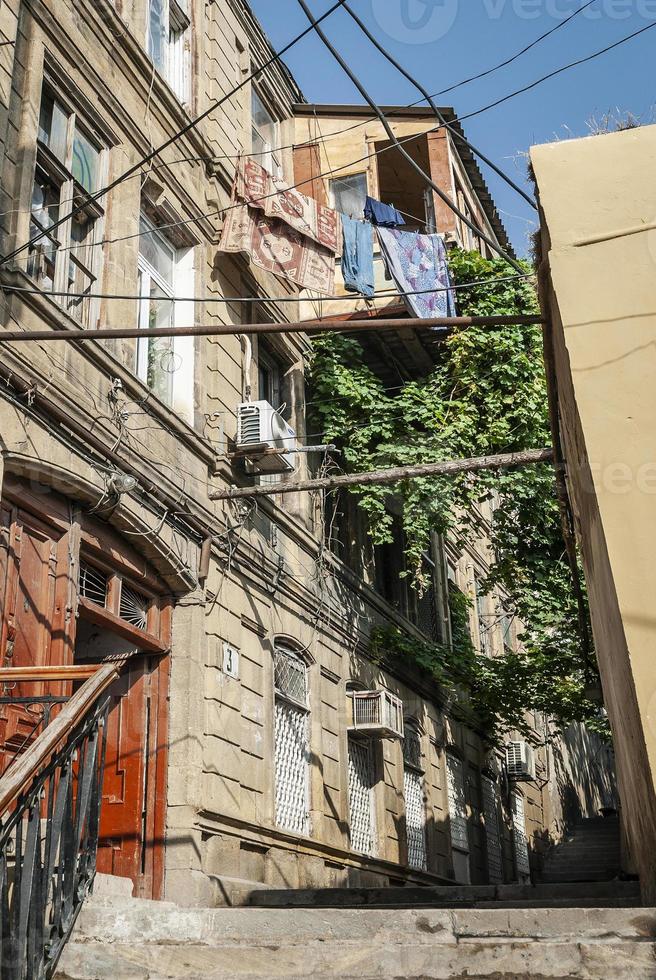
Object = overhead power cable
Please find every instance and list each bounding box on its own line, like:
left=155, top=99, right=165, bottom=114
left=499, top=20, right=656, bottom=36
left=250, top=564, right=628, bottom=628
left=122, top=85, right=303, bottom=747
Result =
left=457, top=18, right=656, bottom=125
left=433, top=0, right=598, bottom=98
left=293, top=0, right=524, bottom=274
left=9, top=11, right=649, bottom=277
left=340, top=1, right=537, bottom=210
left=0, top=0, right=349, bottom=270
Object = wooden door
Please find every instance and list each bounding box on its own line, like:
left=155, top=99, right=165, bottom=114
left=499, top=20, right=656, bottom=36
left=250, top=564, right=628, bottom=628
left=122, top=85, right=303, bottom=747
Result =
left=96, top=654, right=164, bottom=898
left=0, top=503, right=75, bottom=771
left=0, top=480, right=170, bottom=899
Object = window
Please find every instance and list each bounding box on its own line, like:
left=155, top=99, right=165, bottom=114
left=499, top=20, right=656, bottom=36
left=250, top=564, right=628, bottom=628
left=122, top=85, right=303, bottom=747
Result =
left=137, top=213, right=194, bottom=413
left=329, top=173, right=367, bottom=218
left=347, top=737, right=376, bottom=855
left=137, top=215, right=177, bottom=405
left=257, top=345, right=282, bottom=409
left=446, top=752, right=470, bottom=883
left=403, top=725, right=427, bottom=870
left=28, top=84, right=105, bottom=326
left=273, top=645, right=310, bottom=835
left=251, top=88, right=281, bottom=177
left=512, top=791, right=531, bottom=882
left=475, top=578, right=491, bottom=657
left=147, top=0, right=191, bottom=104
left=482, top=775, right=504, bottom=884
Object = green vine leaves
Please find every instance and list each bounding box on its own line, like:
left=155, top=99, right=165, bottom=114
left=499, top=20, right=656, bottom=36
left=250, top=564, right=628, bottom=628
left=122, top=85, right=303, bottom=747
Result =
left=307, top=248, right=607, bottom=742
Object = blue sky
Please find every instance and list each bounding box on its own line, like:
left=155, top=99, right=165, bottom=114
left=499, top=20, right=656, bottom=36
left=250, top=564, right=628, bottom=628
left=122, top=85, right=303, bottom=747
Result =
left=249, top=0, right=655, bottom=256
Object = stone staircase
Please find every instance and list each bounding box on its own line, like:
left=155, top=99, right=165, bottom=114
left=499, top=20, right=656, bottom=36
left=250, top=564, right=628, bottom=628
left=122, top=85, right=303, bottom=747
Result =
left=541, top=815, right=622, bottom=883
left=55, top=874, right=654, bottom=979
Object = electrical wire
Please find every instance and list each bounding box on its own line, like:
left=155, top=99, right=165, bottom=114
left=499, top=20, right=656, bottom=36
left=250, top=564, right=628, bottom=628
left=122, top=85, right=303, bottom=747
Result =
left=0, top=0, right=350, bottom=270
left=2, top=272, right=533, bottom=306
left=26, top=7, right=648, bottom=270
left=296, top=0, right=525, bottom=272
left=433, top=0, right=599, bottom=98
left=456, top=19, right=656, bottom=126
left=340, top=0, right=537, bottom=210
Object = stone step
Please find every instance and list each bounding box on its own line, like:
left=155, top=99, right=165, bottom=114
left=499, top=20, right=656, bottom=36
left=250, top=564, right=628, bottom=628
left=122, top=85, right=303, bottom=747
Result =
left=247, top=880, right=640, bottom=909
left=57, top=934, right=656, bottom=979
left=67, top=904, right=655, bottom=947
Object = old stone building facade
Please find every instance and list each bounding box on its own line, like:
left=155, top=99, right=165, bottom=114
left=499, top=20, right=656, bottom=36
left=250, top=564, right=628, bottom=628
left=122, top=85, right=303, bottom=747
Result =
left=0, top=0, right=613, bottom=909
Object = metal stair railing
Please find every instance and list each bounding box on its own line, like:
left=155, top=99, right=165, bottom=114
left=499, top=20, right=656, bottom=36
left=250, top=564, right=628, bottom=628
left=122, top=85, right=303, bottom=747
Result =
left=0, top=663, right=122, bottom=980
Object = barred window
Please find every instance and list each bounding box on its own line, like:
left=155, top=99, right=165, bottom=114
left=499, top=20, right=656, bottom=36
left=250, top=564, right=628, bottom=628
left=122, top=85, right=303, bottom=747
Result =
left=273, top=644, right=309, bottom=835
left=274, top=645, right=308, bottom=707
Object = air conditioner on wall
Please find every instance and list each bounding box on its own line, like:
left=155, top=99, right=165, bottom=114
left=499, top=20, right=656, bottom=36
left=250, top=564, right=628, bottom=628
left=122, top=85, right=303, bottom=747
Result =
left=505, top=741, right=536, bottom=782
left=349, top=691, right=404, bottom=739
left=236, top=401, right=296, bottom=474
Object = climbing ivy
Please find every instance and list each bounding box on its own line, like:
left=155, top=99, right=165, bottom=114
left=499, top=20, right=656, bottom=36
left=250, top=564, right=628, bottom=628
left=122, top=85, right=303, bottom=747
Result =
left=308, top=249, right=607, bottom=742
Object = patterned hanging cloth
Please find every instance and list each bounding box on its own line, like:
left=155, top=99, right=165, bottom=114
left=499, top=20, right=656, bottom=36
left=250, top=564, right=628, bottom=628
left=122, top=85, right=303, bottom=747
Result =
left=376, top=227, right=456, bottom=319
left=218, top=156, right=340, bottom=294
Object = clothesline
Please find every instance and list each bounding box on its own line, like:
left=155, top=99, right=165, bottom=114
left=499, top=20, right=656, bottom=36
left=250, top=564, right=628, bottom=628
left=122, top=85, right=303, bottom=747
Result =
left=217, top=156, right=465, bottom=311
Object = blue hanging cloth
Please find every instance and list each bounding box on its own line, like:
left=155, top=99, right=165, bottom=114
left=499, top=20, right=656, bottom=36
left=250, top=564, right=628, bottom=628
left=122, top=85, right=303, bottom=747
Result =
left=364, top=196, right=405, bottom=229
left=341, top=215, right=375, bottom=299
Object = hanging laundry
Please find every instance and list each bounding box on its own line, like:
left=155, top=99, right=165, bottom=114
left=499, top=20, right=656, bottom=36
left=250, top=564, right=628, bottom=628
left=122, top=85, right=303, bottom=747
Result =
left=341, top=215, right=375, bottom=299
left=219, top=204, right=335, bottom=294
left=236, top=156, right=341, bottom=254
left=376, top=228, right=456, bottom=320
left=364, top=196, right=405, bottom=229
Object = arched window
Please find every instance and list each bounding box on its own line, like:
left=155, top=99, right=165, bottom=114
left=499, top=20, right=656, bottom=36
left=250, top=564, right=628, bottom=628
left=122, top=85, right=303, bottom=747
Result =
left=403, top=722, right=427, bottom=871
left=273, top=643, right=309, bottom=835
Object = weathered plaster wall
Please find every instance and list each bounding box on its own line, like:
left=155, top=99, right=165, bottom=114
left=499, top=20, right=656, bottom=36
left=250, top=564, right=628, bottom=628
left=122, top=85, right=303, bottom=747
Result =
left=532, top=124, right=656, bottom=901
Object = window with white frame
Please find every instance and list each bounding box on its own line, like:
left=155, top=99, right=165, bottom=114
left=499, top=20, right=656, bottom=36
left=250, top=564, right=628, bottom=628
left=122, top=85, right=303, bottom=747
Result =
left=137, top=214, right=194, bottom=415
left=329, top=173, right=367, bottom=218
left=251, top=87, right=281, bottom=177
left=28, top=82, right=105, bottom=327
left=147, top=0, right=191, bottom=104
left=273, top=645, right=310, bottom=835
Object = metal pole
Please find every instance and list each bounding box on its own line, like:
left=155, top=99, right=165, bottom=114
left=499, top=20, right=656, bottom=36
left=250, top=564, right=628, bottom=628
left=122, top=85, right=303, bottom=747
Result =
left=209, top=448, right=555, bottom=501
left=0, top=315, right=545, bottom=343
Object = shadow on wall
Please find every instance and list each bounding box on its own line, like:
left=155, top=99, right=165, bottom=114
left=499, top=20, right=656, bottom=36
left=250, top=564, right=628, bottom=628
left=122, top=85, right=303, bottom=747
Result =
left=552, top=724, right=617, bottom=833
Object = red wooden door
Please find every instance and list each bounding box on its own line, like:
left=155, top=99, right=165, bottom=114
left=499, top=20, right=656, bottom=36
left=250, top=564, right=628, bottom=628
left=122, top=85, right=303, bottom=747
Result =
left=96, top=655, right=163, bottom=898
left=0, top=504, right=74, bottom=770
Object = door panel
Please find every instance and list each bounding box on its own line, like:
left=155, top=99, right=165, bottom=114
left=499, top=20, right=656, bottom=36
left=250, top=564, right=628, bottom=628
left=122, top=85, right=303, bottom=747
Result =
left=0, top=506, right=75, bottom=769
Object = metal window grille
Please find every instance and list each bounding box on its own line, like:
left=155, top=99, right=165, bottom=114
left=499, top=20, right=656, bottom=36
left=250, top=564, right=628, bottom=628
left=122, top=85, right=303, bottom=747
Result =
left=78, top=561, right=108, bottom=607
left=403, top=766, right=427, bottom=870
left=402, top=727, right=423, bottom=771
left=512, top=792, right=531, bottom=879
left=482, top=776, right=504, bottom=884
left=347, top=739, right=375, bottom=856
left=274, top=698, right=309, bottom=835
left=119, top=583, right=149, bottom=630
left=446, top=754, right=469, bottom=853
left=274, top=647, right=308, bottom=707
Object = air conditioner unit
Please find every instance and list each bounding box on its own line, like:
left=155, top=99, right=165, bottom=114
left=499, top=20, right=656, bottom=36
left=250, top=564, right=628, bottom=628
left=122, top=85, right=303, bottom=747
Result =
left=349, top=691, right=404, bottom=739
left=505, top=741, right=536, bottom=782
left=236, top=401, right=296, bottom=474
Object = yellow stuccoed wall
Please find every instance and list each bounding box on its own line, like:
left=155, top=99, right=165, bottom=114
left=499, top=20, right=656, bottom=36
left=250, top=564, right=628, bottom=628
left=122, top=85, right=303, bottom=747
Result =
left=532, top=124, right=656, bottom=903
